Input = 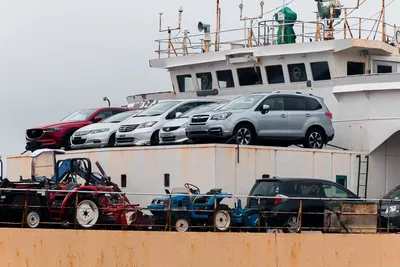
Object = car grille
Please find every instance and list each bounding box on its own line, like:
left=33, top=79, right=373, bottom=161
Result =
left=191, top=115, right=209, bottom=124
left=162, top=126, right=180, bottom=132
left=71, top=138, right=86, bottom=145
left=26, top=129, right=44, bottom=139
left=161, top=136, right=177, bottom=142
left=119, top=124, right=139, bottom=132
left=74, top=130, right=90, bottom=136
left=116, top=137, right=135, bottom=143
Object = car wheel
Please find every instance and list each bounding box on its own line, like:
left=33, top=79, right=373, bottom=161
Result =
left=215, top=205, right=231, bottom=232
left=173, top=217, right=190, bottom=232
left=282, top=216, right=301, bottom=233
left=304, top=127, right=325, bottom=149
left=150, top=130, right=160, bottom=145
left=75, top=199, right=100, bottom=228
left=62, top=132, right=74, bottom=150
left=233, top=123, right=255, bottom=145
left=26, top=210, right=41, bottom=228
left=108, top=133, right=116, bottom=147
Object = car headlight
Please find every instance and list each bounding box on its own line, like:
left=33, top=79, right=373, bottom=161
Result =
left=137, top=121, right=157, bottom=129
left=43, top=127, right=63, bottom=132
left=90, top=128, right=110, bottom=134
left=179, top=123, right=187, bottom=128
left=385, top=205, right=400, bottom=214
left=211, top=112, right=232, bottom=120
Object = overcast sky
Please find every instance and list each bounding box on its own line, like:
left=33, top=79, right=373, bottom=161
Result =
left=0, top=0, right=396, bottom=159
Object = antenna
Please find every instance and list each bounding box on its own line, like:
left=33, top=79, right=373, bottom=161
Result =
left=239, top=0, right=264, bottom=47
left=158, top=6, right=184, bottom=58
left=198, top=21, right=212, bottom=52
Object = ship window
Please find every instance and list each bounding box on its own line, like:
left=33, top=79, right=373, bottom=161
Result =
left=217, top=70, right=234, bottom=88
left=196, top=72, right=213, bottom=90
left=237, top=67, right=263, bottom=86
left=347, top=62, right=365, bottom=75
left=310, top=61, right=331, bottom=81
left=177, top=74, right=194, bottom=92
left=288, top=63, right=308, bottom=82
left=377, top=65, right=392, bottom=73
left=265, top=65, right=285, bottom=84
left=121, top=174, right=127, bottom=188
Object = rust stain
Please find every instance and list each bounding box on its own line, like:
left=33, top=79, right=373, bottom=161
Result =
left=290, top=242, right=297, bottom=266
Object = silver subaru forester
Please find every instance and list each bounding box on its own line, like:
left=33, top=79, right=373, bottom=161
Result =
left=185, top=91, right=335, bottom=149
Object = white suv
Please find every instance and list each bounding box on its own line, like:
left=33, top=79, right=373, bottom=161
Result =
left=115, top=99, right=220, bottom=146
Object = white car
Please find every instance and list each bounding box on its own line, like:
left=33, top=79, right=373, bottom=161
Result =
left=115, top=99, right=220, bottom=146
left=70, top=110, right=142, bottom=149
left=159, top=101, right=228, bottom=144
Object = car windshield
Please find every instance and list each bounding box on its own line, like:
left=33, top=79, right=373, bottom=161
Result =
left=100, top=110, right=140, bottom=123
left=221, top=95, right=265, bottom=110
left=180, top=102, right=226, bottom=118
left=249, top=181, right=284, bottom=196
left=61, top=109, right=97, bottom=122
left=384, top=187, right=400, bottom=200
left=136, top=101, right=181, bottom=117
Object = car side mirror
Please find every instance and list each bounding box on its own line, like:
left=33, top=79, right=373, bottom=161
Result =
left=261, top=104, right=270, bottom=114
left=93, top=116, right=102, bottom=123
left=175, top=112, right=183, bottom=118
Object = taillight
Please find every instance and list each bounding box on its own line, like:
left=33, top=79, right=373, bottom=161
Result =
left=273, top=194, right=288, bottom=205
left=325, top=112, right=332, bottom=120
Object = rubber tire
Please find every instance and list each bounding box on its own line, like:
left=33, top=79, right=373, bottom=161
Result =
left=72, top=197, right=101, bottom=229
left=150, top=130, right=160, bottom=146
left=26, top=210, right=41, bottom=228
left=233, top=123, right=255, bottom=145
left=214, top=204, right=231, bottom=232
left=108, top=133, right=116, bottom=147
left=303, top=127, right=326, bottom=149
left=282, top=216, right=301, bottom=233
left=62, top=132, right=74, bottom=150
left=173, top=217, right=191, bottom=232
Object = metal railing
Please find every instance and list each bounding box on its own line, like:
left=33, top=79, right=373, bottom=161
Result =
left=1, top=186, right=400, bottom=233
left=154, top=16, right=398, bottom=58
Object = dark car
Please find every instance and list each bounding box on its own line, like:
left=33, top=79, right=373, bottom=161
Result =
left=25, top=107, right=131, bottom=152
left=246, top=178, right=359, bottom=233
left=380, top=185, right=400, bottom=232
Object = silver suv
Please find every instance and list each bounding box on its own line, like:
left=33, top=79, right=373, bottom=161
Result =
left=185, top=91, right=334, bottom=149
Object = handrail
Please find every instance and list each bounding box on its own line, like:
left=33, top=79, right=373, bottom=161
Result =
left=154, top=16, right=398, bottom=58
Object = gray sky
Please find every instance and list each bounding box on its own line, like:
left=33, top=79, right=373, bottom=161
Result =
left=0, top=0, right=396, bottom=159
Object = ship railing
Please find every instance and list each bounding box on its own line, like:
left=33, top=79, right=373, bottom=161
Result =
left=0, top=186, right=398, bottom=233
left=154, top=16, right=397, bottom=58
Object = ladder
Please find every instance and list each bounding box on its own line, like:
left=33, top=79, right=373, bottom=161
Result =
left=356, top=155, right=369, bottom=198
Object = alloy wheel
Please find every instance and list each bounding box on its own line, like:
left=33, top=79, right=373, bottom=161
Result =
left=308, top=132, right=323, bottom=149
left=236, top=128, right=252, bottom=145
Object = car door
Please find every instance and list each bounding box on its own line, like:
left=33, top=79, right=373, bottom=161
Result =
left=253, top=96, right=288, bottom=138
left=298, top=181, right=326, bottom=230
left=283, top=96, right=310, bottom=139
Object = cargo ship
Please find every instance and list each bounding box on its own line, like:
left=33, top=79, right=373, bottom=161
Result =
left=7, top=0, right=400, bottom=202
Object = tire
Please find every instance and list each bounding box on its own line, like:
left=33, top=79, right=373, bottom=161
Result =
left=303, top=127, right=326, bottom=149
left=107, top=133, right=116, bottom=147
left=282, top=216, right=301, bottom=233
left=26, top=210, right=41, bottom=228
left=233, top=123, right=255, bottom=145
left=150, top=131, right=160, bottom=146
left=214, top=205, right=231, bottom=232
left=61, top=132, right=74, bottom=150
left=75, top=199, right=100, bottom=229
left=173, top=217, right=190, bottom=232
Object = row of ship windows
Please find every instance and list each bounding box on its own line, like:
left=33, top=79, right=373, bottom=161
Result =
left=176, top=61, right=332, bottom=92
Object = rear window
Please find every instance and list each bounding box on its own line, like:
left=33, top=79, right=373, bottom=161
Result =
left=249, top=181, right=284, bottom=196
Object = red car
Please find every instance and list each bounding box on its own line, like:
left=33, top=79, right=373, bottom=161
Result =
left=25, top=107, right=131, bottom=152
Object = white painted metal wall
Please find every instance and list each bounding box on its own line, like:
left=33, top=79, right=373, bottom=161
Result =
left=6, top=145, right=369, bottom=206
